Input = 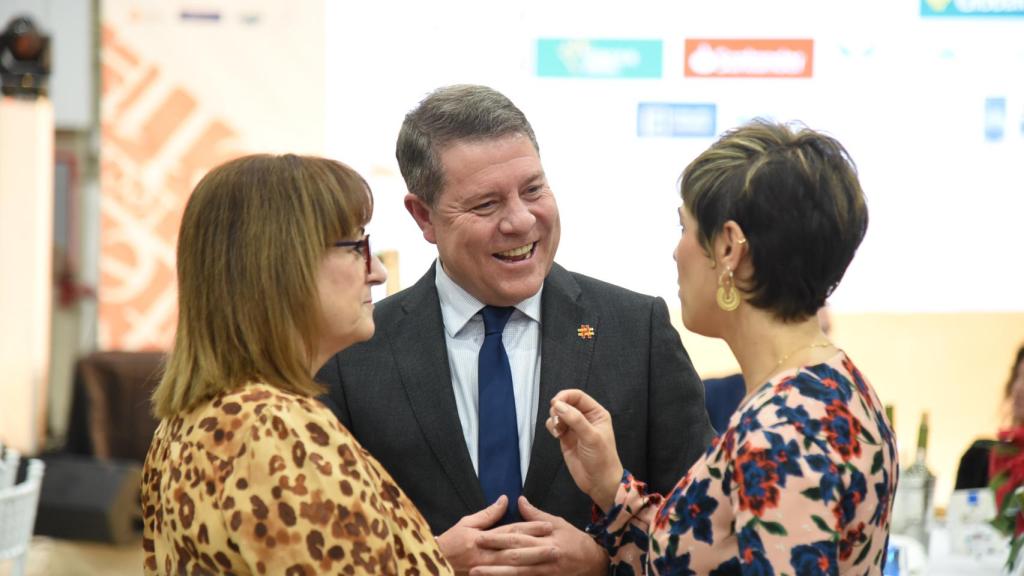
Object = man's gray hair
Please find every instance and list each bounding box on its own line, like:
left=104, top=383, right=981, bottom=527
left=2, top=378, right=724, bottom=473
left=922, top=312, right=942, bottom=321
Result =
left=396, top=84, right=539, bottom=205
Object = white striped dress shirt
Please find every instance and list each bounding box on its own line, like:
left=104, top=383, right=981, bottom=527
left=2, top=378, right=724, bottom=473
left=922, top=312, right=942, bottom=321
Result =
left=434, top=260, right=542, bottom=482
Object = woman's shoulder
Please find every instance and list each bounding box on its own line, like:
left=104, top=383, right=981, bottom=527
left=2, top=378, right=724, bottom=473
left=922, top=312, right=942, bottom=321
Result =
left=174, top=382, right=354, bottom=458
left=178, top=384, right=447, bottom=574
left=726, top=352, right=891, bottom=453
left=214, top=381, right=323, bottom=413
left=742, top=352, right=875, bottom=413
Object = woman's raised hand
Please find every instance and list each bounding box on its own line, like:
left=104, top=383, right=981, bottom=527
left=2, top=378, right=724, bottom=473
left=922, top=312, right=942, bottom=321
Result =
left=545, top=389, right=624, bottom=511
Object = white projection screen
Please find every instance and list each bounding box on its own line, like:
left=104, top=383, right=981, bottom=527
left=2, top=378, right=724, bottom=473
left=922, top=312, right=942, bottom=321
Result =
left=324, top=0, right=1024, bottom=313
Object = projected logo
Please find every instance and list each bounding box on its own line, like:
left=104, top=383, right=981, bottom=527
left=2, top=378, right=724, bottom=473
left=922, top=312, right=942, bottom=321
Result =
left=921, top=0, right=1024, bottom=16
left=537, top=39, right=662, bottom=78
left=637, top=103, right=716, bottom=138
left=684, top=39, right=814, bottom=78
left=100, top=25, right=245, bottom=350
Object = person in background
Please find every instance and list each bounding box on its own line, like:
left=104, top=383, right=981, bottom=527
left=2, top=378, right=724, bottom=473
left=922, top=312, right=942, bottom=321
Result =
left=989, top=345, right=1024, bottom=539
left=700, top=374, right=745, bottom=436
left=532, top=120, right=898, bottom=575
left=704, top=306, right=832, bottom=433
left=955, top=345, right=1024, bottom=491
left=141, top=155, right=452, bottom=575
left=1001, top=345, right=1024, bottom=429
left=317, top=84, right=714, bottom=575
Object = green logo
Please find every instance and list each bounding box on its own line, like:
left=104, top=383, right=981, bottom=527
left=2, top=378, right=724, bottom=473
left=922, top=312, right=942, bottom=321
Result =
left=921, top=0, right=1024, bottom=17
left=537, top=39, right=662, bottom=78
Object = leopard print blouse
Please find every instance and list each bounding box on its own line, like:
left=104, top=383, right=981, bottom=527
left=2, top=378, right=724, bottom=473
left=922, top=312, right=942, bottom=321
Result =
left=141, top=382, right=452, bottom=575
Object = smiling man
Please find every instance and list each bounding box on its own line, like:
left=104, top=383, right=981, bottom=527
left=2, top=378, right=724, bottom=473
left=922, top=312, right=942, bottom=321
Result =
left=317, top=85, right=713, bottom=575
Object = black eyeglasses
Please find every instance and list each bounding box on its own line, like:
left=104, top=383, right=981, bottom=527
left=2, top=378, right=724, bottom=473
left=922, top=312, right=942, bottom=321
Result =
left=333, top=234, right=371, bottom=274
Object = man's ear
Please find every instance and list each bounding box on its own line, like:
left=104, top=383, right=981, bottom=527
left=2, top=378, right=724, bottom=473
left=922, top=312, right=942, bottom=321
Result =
left=404, top=194, right=437, bottom=245
left=715, top=220, right=749, bottom=272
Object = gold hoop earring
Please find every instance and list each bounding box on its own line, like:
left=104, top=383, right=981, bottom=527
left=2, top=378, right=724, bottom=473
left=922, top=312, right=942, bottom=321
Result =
left=716, top=267, right=740, bottom=311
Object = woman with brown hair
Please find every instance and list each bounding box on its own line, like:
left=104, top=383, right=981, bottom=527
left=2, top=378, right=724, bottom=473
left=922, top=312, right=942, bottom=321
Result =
left=141, top=154, right=451, bottom=575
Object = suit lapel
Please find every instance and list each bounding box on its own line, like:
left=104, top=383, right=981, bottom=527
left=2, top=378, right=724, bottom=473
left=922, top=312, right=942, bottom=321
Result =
left=386, top=267, right=486, bottom=512
left=522, top=264, right=598, bottom=502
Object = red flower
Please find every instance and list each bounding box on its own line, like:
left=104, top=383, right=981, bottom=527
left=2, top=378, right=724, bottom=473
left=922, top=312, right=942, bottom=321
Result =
left=990, top=426, right=1024, bottom=568
left=839, top=521, right=866, bottom=560
left=734, top=447, right=781, bottom=516
left=718, top=427, right=736, bottom=458
left=992, top=426, right=1024, bottom=536
left=823, top=401, right=863, bottom=461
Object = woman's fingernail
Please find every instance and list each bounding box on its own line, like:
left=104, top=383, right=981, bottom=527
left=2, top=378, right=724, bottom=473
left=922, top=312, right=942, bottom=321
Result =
left=554, top=401, right=568, bottom=414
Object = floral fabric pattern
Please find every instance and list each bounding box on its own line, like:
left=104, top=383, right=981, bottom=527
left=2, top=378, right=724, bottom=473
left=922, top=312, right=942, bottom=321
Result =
left=588, top=352, right=897, bottom=575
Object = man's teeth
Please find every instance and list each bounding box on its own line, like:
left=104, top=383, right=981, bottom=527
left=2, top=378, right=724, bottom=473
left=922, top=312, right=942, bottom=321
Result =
left=496, top=243, right=534, bottom=258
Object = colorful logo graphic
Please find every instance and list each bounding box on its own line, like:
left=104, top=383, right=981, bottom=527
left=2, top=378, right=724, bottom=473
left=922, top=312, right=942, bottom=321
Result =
left=100, top=25, right=246, bottom=349
left=684, top=39, right=814, bottom=78
left=637, top=103, right=716, bottom=138
left=921, top=0, right=1024, bottom=16
left=926, top=0, right=954, bottom=10
left=537, top=39, right=662, bottom=78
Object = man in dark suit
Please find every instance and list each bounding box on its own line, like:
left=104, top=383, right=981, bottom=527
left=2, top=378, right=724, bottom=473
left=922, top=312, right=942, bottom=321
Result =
left=317, top=84, right=713, bottom=574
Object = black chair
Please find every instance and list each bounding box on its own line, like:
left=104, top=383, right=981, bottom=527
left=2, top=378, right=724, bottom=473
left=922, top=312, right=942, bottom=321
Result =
left=954, top=438, right=997, bottom=490
left=64, top=351, right=164, bottom=462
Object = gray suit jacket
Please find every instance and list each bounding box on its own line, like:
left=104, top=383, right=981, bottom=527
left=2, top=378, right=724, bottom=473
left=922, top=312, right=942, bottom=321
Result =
left=316, top=263, right=713, bottom=534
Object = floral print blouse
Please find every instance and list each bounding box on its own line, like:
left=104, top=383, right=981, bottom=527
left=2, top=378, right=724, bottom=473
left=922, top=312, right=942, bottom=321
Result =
left=589, top=352, right=897, bottom=575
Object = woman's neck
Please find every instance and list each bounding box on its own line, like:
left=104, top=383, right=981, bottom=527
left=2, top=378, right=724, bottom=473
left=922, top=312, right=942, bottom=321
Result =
left=721, top=308, right=833, bottom=396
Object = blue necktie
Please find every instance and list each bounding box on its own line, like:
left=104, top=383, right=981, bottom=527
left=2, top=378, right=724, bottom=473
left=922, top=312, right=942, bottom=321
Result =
left=478, top=305, right=521, bottom=524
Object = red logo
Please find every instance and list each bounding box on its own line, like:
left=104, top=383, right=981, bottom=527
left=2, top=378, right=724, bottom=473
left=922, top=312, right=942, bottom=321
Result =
left=685, top=39, right=814, bottom=78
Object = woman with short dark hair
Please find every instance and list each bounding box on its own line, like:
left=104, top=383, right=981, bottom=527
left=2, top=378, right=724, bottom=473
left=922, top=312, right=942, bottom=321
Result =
left=142, top=154, right=452, bottom=575
left=512, top=121, right=898, bottom=575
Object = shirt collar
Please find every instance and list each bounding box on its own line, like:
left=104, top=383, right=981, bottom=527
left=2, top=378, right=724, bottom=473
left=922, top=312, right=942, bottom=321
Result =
left=434, top=259, right=543, bottom=338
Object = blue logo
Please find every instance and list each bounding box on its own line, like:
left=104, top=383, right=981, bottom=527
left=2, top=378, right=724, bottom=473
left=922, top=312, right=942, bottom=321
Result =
left=637, top=103, right=716, bottom=138
left=921, top=0, right=1024, bottom=17
left=537, top=39, right=662, bottom=78
left=985, top=97, right=1006, bottom=141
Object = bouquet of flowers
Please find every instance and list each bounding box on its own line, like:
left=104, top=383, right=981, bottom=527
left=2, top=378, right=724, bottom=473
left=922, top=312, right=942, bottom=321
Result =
left=991, top=426, right=1024, bottom=570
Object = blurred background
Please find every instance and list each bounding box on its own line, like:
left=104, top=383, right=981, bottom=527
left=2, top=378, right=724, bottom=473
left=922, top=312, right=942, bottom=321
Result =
left=0, top=0, right=1022, bottom=574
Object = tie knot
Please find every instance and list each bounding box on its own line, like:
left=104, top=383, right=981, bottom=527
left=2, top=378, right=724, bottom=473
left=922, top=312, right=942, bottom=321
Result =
left=481, top=306, right=515, bottom=335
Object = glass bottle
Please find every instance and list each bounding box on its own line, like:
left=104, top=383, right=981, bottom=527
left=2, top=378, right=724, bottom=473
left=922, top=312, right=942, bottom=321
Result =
left=892, top=411, right=936, bottom=549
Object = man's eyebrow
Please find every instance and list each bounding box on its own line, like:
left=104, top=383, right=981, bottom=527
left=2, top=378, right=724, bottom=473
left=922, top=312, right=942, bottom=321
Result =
left=523, top=171, right=547, bottom=184
left=463, top=188, right=498, bottom=201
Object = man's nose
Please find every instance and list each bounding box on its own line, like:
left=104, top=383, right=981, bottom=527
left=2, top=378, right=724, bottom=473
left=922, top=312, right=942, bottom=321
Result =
left=499, top=196, right=536, bottom=234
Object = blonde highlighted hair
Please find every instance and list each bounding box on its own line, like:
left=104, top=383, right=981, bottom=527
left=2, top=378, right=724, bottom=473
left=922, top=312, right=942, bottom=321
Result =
left=680, top=120, right=868, bottom=321
left=152, top=154, right=372, bottom=419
